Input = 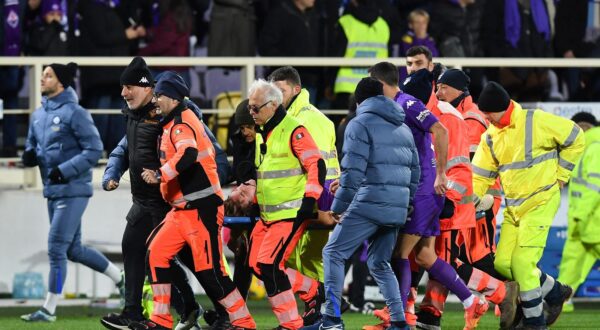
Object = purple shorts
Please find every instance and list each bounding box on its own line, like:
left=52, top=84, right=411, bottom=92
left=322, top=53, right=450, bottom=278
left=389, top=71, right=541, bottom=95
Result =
left=402, top=193, right=444, bottom=237
left=317, top=179, right=336, bottom=211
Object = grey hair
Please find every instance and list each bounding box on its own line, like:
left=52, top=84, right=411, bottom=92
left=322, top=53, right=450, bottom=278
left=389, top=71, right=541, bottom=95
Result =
left=248, top=79, right=283, bottom=105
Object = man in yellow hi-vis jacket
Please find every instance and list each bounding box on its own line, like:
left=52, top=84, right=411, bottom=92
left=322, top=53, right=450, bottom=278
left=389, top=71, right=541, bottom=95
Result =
left=558, top=112, right=600, bottom=312
left=471, top=82, right=585, bottom=330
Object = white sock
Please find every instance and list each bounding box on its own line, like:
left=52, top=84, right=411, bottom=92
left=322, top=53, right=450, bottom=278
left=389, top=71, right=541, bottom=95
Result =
left=43, top=292, right=59, bottom=315
left=103, top=262, right=122, bottom=284
left=462, top=294, right=475, bottom=309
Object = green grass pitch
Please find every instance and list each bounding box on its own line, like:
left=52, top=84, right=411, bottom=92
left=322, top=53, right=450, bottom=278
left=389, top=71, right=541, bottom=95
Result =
left=0, top=297, right=598, bottom=329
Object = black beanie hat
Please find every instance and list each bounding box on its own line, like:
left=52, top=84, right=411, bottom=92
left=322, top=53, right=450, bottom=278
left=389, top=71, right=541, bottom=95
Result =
left=437, top=69, right=470, bottom=92
left=154, top=71, right=189, bottom=101
left=354, top=77, right=383, bottom=104
left=478, top=81, right=511, bottom=113
left=49, top=62, right=77, bottom=88
left=571, top=112, right=597, bottom=126
left=401, top=68, right=433, bottom=104
left=235, top=99, right=254, bottom=126
left=120, top=56, right=153, bottom=87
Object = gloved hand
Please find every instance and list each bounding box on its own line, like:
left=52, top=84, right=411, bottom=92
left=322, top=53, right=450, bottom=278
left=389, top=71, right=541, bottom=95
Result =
left=297, top=197, right=317, bottom=221
left=475, top=194, right=494, bottom=212
left=21, top=149, right=38, bottom=167
left=48, top=167, right=66, bottom=184
left=439, top=197, right=455, bottom=219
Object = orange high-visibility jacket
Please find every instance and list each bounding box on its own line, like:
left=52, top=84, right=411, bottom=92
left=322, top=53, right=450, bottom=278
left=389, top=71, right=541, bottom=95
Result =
left=158, top=105, right=224, bottom=211
left=427, top=96, right=476, bottom=230
left=456, top=95, right=502, bottom=218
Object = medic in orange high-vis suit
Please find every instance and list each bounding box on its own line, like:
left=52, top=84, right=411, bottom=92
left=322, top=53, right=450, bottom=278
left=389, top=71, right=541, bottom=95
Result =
left=133, top=72, right=256, bottom=330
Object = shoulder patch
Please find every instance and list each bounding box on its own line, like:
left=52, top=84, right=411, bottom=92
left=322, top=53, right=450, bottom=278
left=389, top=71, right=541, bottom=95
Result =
left=416, top=110, right=431, bottom=122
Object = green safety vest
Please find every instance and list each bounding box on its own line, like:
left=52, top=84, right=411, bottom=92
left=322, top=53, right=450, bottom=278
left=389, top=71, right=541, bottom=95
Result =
left=568, top=126, right=600, bottom=239
left=255, top=114, right=306, bottom=222
left=334, top=15, right=390, bottom=94
left=288, top=89, right=340, bottom=180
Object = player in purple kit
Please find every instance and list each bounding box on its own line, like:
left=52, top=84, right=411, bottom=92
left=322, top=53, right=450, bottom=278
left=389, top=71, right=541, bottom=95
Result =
left=366, top=62, right=482, bottom=329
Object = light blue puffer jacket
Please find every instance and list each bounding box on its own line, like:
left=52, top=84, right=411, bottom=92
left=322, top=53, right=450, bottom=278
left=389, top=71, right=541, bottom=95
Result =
left=331, top=95, right=420, bottom=225
left=25, top=87, right=102, bottom=198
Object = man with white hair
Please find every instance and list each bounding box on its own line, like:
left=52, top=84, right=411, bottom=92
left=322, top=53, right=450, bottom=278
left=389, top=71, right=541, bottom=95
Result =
left=246, top=79, right=325, bottom=329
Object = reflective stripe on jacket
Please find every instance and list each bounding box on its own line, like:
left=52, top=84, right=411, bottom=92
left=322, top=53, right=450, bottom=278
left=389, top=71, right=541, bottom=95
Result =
left=287, top=89, right=340, bottom=180
left=472, top=101, right=585, bottom=219
left=334, top=15, right=389, bottom=94
left=255, top=114, right=307, bottom=222
left=568, top=126, right=600, bottom=242
left=455, top=95, right=503, bottom=215
left=430, top=100, right=475, bottom=230
left=159, top=105, right=223, bottom=210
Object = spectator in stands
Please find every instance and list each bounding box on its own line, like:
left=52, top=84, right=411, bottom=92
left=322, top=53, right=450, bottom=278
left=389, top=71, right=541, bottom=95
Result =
left=259, top=0, right=322, bottom=104
left=0, top=0, right=26, bottom=157
left=326, top=0, right=390, bottom=111
left=24, top=0, right=69, bottom=56
left=554, top=0, right=600, bottom=101
left=481, top=0, right=554, bottom=101
left=400, top=9, right=438, bottom=58
left=138, top=0, right=193, bottom=86
left=76, top=0, right=145, bottom=154
left=208, top=0, right=257, bottom=56
left=20, top=62, right=124, bottom=323
left=429, top=0, right=485, bottom=97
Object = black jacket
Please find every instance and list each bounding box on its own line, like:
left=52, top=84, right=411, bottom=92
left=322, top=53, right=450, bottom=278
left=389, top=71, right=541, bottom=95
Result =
left=76, top=0, right=133, bottom=91
left=230, top=131, right=256, bottom=183
left=123, top=102, right=166, bottom=207
left=430, top=0, right=484, bottom=57
left=554, top=0, right=598, bottom=58
left=25, top=21, right=69, bottom=56
left=259, top=0, right=322, bottom=87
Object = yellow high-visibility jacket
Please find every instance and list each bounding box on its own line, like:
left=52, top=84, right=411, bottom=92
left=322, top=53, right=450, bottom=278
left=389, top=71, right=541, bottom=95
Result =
left=287, top=89, right=340, bottom=180
left=472, top=101, right=585, bottom=219
left=569, top=126, right=600, bottom=243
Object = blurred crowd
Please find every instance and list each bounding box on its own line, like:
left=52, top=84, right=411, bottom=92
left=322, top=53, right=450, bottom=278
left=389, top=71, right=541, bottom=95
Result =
left=1, top=0, right=600, bottom=156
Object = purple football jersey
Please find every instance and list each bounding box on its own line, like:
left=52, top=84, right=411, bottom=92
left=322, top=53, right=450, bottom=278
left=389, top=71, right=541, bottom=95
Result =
left=395, top=91, right=438, bottom=195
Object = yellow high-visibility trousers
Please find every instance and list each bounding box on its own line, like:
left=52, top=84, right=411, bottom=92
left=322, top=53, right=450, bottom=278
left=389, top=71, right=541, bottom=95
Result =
left=494, top=191, right=560, bottom=291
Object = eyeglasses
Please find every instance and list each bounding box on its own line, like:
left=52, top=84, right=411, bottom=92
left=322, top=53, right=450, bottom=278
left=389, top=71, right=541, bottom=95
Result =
left=152, top=92, right=163, bottom=99
left=248, top=101, right=271, bottom=114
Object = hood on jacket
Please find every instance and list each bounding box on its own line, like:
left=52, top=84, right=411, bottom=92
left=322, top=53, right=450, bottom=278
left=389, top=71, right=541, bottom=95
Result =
left=357, top=95, right=405, bottom=126
left=346, top=1, right=380, bottom=25
left=42, top=86, right=79, bottom=111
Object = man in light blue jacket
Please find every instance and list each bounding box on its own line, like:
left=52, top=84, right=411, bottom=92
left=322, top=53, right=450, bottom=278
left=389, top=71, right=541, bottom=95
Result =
left=20, top=63, right=123, bottom=322
left=305, top=78, right=420, bottom=330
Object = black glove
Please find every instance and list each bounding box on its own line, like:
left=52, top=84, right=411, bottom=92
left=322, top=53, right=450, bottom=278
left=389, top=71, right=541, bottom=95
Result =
left=439, top=197, right=455, bottom=219
left=22, top=149, right=38, bottom=167
left=297, top=197, right=317, bottom=221
left=48, top=167, right=66, bottom=184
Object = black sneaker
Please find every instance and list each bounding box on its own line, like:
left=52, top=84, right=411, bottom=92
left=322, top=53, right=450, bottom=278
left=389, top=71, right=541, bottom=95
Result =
left=302, top=282, right=324, bottom=326
left=128, top=319, right=171, bottom=330
left=175, top=306, right=202, bottom=330
left=544, top=283, right=573, bottom=326
left=101, top=311, right=143, bottom=330
left=208, top=316, right=232, bottom=330
left=415, top=309, right=441, bottom=330
left=340, top=297, right=350, bottom=314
